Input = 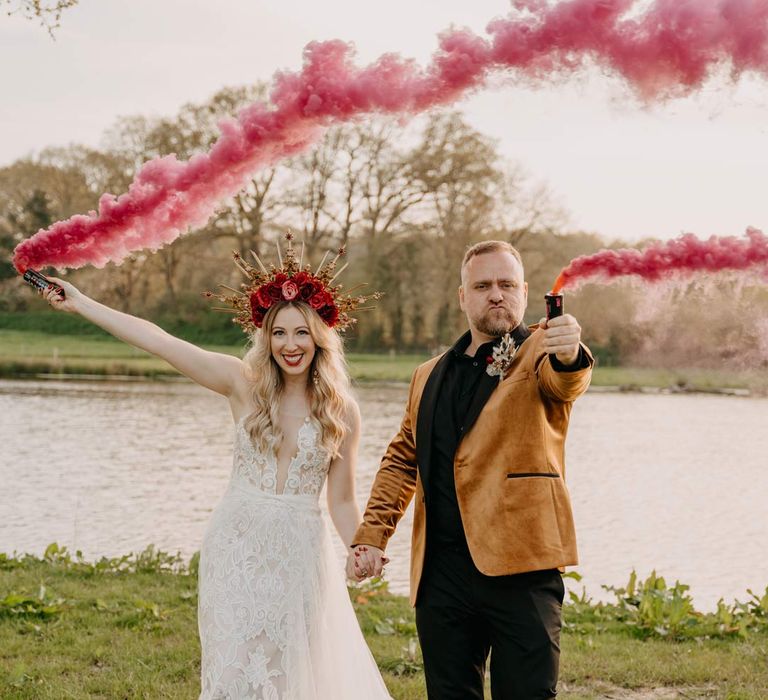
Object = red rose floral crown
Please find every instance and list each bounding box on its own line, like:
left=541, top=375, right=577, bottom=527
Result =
left=203, top=232, right=382, bottom=333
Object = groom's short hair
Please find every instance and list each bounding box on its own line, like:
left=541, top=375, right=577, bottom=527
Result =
left=461, top=240, right=524, bottom=277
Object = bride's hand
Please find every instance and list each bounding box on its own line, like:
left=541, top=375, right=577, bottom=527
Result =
left=40, top=276, right=84, bottom=314
left=348, top=545, right=389, bottom=581
left=345, top=552, right=362, bottom=582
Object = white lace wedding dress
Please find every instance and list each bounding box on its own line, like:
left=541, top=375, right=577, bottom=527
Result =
left=197, top=415, right=393, bottom=700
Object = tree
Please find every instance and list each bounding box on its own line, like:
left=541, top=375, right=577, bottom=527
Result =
left=405, top=112, right=505, bottom=343
left=102, top=85, right=289, bottom=309
left=0, top=188, right=52, bottom=286
left=1, top=0, right=78, bottom=36
left=0, top=155, right=97, bottom=308
left=0, top=157, right=95, bottom=260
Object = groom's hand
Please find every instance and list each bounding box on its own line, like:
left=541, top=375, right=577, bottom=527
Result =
left=349, top=544, right=388, bottom=581
left=538, top=313, right=582, bottom=366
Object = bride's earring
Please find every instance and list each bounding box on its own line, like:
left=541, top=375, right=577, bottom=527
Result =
left=312, top=368, right=320, bottom=387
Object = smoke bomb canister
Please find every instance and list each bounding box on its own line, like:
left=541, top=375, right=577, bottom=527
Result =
left=545, top=292, right=563, bottom=320
left=22, top=269, right=65, bottom=298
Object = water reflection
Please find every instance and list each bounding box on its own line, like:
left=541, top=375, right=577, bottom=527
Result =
left=1, top=378, right=766, bottom=609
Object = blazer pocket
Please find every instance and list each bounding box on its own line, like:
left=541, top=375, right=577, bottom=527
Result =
left=506, top=472, right=560, bottom=479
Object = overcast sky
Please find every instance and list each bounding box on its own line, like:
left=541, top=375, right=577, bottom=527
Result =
left=2, top=0, right=768, bottom=243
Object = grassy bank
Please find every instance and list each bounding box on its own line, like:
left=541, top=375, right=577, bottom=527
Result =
left=1, top=328, right=765, bottom=391
left=1, top=546, right=767, bottom=699
left=0, top=329, right=427, bottom=383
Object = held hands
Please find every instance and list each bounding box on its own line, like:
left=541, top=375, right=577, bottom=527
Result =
left=538, top=313, right=582, bottom=366
left=39, top=277, right=83, bottom=314
left=346, top=544, right=388, bottom=583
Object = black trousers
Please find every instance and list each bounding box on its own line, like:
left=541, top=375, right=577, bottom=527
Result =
left=415, top=544, right=564, bottom=700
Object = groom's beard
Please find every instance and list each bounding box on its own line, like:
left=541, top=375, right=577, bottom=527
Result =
left=473, top=306, right=518, bottom=337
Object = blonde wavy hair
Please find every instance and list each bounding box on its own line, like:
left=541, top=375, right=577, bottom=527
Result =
left=241, top=301, right=354, bottom=459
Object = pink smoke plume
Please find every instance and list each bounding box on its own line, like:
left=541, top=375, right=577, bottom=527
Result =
left=551, top=228, right=768, bottom=292
left=13, top=0, right=768, bottom=273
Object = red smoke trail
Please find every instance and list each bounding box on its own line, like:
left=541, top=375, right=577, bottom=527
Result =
left=13, top=0, right=768, bottom=273
left=550, top=228, right=768, bottom=292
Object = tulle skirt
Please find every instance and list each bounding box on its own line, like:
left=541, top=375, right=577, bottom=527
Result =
left=198, top=484, right=393, bottom=699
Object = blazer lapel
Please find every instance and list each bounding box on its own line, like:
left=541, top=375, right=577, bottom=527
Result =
left=460, top=370, right=500, bottom=440
left=415, top=349, right=452, bottom=492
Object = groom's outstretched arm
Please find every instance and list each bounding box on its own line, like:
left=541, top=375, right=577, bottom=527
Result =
left=353, top=372, right=420, bottom=552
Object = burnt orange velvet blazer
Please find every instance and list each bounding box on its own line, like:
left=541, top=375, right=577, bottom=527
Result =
left=353, top=326, right=594, bottom=605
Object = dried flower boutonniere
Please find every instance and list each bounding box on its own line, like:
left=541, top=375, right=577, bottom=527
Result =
left=485, top=332, right=518, bottom=382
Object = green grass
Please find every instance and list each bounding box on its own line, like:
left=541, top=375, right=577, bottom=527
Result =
left=0, top=329, right=238, bottom=379
left=587, top=366, right=764, bottom=393
left=0, top=328, right=764, bottom=391
left=0, top=329, right=427, bottom=382
left=346, top=353, right=427, bottom=382
left=559, top=633, right=767, bottom=698
left=1, top=549, right=767, bottom=699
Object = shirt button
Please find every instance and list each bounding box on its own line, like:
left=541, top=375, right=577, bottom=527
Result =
left=473, top=361, right=478, bottom=367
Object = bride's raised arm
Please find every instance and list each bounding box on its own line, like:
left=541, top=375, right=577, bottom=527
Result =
left=41, top=276, right=246, bottom=398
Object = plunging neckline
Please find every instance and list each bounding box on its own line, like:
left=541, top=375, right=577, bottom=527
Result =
left=236, top=415, right=315, bottom=495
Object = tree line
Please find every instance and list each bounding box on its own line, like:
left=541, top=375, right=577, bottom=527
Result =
left=2, top=84, right=766, bottom=370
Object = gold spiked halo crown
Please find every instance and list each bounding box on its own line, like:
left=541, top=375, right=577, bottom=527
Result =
left=203, top=232, right=382, bottom=333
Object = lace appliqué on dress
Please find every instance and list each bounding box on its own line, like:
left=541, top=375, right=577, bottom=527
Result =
left=233, top=417, right=329, bottom=496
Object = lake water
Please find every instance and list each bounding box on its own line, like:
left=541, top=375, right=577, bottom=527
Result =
left=1, top=377, right=766, bottom=610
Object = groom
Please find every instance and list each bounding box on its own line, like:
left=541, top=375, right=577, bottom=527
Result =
left=350, top=240, right=593, bottom=699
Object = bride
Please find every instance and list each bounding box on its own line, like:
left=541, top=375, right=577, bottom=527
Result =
left=39, top=235, right=393, bottom=699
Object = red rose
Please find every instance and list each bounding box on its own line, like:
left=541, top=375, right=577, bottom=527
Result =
left=273, top=273, right=288, bottom=285
left=251, top=309, right=266, bottom=327
left=318, top=304, right=339, bottom=326
left=292, top=271, right=311, bottom=287
left=267, top=282, right=283, bottom=302
left=282, top=280, right=299, bottom=300
left=254, top=286, right=272, bottom=308
left=299, top=282, right=316, bottom=301
left=249, top=296, right=267, bottom=327
left=308, top=292, right=325, bottom=309
left=250, top=293, right=266, bottom=313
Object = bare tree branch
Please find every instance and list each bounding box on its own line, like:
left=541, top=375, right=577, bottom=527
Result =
left=2, top=0, right=78, bottom=37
